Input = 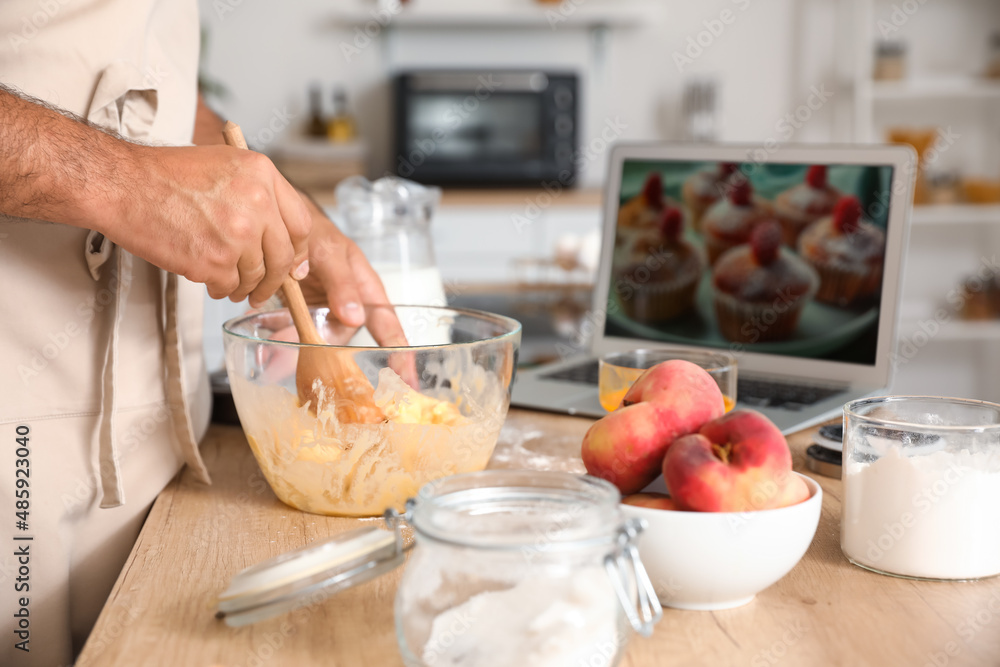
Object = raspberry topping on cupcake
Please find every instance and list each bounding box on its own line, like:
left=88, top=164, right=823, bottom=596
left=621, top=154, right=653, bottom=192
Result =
left=773, top=165, right=843, bottom=247
left=659, top=207, right=684, bottom=241
left=730, top=180, right=753, bottom=206
left=751, top=220, right=782, bottom=265
left=834, top=196, right=862, bottom=235
left=805, top=165, right=828, bottom=189
left=642, top=172, right=664, bottom=208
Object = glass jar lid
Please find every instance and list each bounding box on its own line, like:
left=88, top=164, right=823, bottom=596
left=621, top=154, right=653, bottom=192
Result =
left=215, top=523, right=406, bottom=627
left=407, top=469, right=623, bottom=550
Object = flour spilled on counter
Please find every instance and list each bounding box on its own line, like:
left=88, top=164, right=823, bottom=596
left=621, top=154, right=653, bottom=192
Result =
left=488, top=425, right=587, bottom=474
left=421, top=568, right=623, bottom=667
left=842, top=444, right=1000, bottom=579
left=230, top=351, right=508, bottom=517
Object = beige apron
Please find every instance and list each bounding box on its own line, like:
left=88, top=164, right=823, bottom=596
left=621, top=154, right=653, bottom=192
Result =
left=0, top=1, right=210, bottom=664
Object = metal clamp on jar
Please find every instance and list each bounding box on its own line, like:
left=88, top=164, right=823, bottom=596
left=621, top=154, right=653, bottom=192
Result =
left=216, top=470, right=662, bottom=666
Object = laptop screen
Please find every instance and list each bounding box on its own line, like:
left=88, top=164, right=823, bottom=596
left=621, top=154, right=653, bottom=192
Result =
left=604, top=159, right=895, bottom=366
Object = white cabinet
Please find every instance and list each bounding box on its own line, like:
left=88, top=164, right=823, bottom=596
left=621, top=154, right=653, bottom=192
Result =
left=848, top=0, right=1000, bottom=401
left=432, top=204, right=601, bottom=287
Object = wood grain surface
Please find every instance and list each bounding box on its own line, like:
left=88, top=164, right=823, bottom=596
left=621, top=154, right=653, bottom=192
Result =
left=311, top=188, right=603, bottom=210
left=77, top=409, right=1000, bottom=667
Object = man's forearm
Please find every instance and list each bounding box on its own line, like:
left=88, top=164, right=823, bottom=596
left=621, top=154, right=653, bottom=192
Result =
left=0, top=83, right=135, bottom=232
left=192, top=93, right=227, bottom=147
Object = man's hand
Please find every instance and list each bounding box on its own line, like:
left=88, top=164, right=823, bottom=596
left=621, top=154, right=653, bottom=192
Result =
left=0, top=84, right=311, bottom=307
left=298, top=199, right=409, bottom=347
left=192, top=93, right=408, bottom=348
left=115, top=143, right=311, bottom=306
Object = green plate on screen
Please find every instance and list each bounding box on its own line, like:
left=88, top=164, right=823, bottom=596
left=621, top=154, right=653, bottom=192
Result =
left=607, top=274, right=879, bottom=359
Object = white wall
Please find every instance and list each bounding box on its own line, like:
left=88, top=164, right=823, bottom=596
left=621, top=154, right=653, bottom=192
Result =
left=198, top=0, right=838, bottom=186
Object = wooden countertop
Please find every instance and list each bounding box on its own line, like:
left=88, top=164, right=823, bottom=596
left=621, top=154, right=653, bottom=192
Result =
left=311, top=188, right=603, bottom=210
left=77, top=410, right=1000, bottom=666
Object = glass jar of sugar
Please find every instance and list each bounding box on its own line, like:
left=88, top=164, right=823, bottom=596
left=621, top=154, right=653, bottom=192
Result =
left=396, top=469, right=660, bottom=667
left=215, top=470, right=661, bottom=665
left=842, top=396, right=1000, bottom=580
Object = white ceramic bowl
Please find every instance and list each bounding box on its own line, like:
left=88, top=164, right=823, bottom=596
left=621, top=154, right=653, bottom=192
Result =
left=621, top=473, right=822, bottom=610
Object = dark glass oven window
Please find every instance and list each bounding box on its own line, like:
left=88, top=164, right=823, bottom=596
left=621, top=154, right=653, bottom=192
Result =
left=406, top=94, right=542, bottom=161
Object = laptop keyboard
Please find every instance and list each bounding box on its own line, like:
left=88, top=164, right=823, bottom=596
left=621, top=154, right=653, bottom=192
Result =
left=540, top=361, right=843, bottom=411
left=541, top=361, right=600, bottom=385
left=736, top=379, right=843, bottom=411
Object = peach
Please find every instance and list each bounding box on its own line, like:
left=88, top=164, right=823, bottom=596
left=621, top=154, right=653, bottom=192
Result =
left=622, top=493, right=679, bottom=511
left=582, top=360, right=725, bottom=494
left=663, top=409, right=809, bottom=512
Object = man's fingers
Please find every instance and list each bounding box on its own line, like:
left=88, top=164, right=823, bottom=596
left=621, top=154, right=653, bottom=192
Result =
left=205, top=269, right=240, bottom=300
left=319, top=242, right=366, bottom=328
left=249, top=225, right=294, bottom=307
left=231, top=249, right=267, bottom=303
left=347, top=243, right=410, bottom=347
left=343, top=243, right=418, bottom=385
left=273, top=174, right=312, bottom=276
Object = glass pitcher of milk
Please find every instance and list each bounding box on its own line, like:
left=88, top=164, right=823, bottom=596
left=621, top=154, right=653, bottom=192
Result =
left=337, top=175, right=447, bottom=308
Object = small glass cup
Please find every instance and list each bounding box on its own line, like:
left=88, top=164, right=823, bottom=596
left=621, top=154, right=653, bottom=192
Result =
left=598, top=348, right=737, bottom=413
left=841, top=396, right=1000, bottom=580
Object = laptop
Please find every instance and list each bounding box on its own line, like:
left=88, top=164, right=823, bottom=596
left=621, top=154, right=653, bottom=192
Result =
left=511, top=142, right=916, bottom=434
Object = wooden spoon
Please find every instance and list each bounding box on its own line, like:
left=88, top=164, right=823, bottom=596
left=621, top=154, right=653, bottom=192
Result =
left=222, top=121, right=385, bottom=424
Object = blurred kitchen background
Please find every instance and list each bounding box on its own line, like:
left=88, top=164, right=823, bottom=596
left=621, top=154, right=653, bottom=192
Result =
left=199, top=0, right=1000, bottom=402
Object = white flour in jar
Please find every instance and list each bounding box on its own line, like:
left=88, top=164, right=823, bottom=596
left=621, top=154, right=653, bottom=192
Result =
left=842, top=444, right=1000, bottom=579
left=421, top=568, right=622, bottom=667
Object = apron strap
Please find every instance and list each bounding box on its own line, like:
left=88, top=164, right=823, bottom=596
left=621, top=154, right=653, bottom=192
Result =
left=164, top=273, right=212, bottom=485
left=97, top=247, right=132, bottom=508
left=85, top=58, right=210, bottom=502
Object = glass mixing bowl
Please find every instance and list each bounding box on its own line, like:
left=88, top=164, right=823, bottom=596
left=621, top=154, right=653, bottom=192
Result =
left=222, top=305, right=521, bottom=517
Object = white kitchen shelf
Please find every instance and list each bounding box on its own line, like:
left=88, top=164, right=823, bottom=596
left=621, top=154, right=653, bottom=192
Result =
left=330, top=2, right=655, bottom=29
left=872, top=77, right=1000, bottom=101
left=900, top=317, right=1000, bottom=342
left=911, top=204, right=1000, bottom=225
